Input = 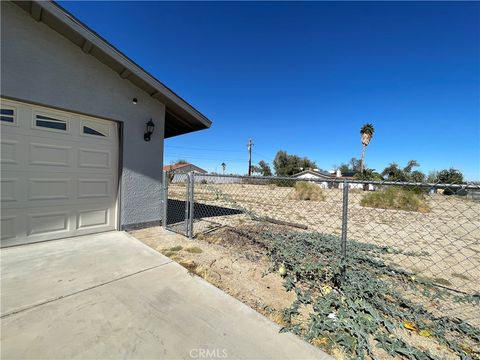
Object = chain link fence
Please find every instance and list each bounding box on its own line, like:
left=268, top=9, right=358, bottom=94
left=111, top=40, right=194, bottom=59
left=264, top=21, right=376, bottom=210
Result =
left=163, top=171, right=480, bottom=355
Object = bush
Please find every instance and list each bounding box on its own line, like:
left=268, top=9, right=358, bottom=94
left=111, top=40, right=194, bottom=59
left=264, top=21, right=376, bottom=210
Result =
left=360, top=187, right=429, bottom=212
left=291, top=181, right=325, bottom=201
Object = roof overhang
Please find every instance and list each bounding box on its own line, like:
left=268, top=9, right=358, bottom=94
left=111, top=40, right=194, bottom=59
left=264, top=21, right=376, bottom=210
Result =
left=13, top=1, right=212, bottom=138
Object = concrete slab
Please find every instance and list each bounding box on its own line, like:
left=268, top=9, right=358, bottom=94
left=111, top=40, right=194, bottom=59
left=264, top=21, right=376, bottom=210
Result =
left=1, top=231, right=331, bottom=360
left=1, top=231, right=170, bottom=316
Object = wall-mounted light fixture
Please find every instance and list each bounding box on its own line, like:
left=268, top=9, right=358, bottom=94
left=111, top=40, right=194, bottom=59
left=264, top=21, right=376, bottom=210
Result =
left=144, top=119, right=155, bottom=142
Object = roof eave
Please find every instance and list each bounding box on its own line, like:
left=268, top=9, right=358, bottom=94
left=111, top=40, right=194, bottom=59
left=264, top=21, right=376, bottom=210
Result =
left=13, top=1, right=212, bottom=136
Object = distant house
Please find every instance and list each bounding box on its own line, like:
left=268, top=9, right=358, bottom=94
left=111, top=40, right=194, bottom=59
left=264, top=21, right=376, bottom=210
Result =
left=292, top=169, right=375, bottom=190
left=292, top=169, right=333, bottom=180
left=292, top=169, right=333, bottom=188
left=163, top=163, right=207, bottom=174
left=335, top=170, right=376, bottom=190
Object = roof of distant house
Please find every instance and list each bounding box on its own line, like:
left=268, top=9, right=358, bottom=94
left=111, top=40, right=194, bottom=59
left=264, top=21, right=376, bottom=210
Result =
left=292, top=169, right=334, bottom=179
left=340, top=171, right=357, bottom=178
left=163, top=163, right=191, bottom=171
left=163, top=163, right=207, bottom=173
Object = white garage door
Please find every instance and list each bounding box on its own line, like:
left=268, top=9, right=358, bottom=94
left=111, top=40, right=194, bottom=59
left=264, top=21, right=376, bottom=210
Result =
left=1, top=99, right=118, bottom=247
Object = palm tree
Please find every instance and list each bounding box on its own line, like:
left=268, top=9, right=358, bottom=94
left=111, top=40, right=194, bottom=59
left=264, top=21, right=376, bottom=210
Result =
left=360, top=123, right=375, bottom=172
left=221, top=162, right=226, bottom=175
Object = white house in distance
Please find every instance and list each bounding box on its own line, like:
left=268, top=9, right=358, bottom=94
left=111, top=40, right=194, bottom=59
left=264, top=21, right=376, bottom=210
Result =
left=292, top=169, right=375, bottom=190
left=0, top=1, right=212, bottom=247
left=292, top=169, right=333, bottom=188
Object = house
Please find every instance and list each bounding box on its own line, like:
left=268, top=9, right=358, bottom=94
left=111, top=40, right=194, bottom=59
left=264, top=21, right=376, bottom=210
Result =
left=334, top=170, right=375, bottom=190
left=292, top=169, right=332, bottom=188
left=0, top=1, right=211, bottom=247
left=163, top=163, right=207, bottom=174
left=292, top=169, right=375, bottom=190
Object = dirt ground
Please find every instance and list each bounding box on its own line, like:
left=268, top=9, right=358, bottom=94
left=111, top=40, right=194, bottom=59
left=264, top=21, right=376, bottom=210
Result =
left=168, top=183, right=480, bottom=296
left=130, top=226, right=296, bottom=320
left=130, top=225, right=476, bottom=360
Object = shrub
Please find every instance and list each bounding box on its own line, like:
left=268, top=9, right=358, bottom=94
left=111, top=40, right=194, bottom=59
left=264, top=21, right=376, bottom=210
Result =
left=360, top=187, right=429, bottom=212
left=184, top=247, right=203, bottom=254
left=291, top=181, right=325, bottom=201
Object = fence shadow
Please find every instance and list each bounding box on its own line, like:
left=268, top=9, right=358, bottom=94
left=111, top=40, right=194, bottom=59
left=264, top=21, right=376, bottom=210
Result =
left=167, top=199, right=243, bottom=225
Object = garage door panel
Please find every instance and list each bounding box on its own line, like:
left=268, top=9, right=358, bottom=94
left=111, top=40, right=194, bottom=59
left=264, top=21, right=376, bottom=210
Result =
left=1, top=139, right=20, bottom=165
left=3, top=198, right=115, bottom=209
left=1, top=216, right=17, bottom=241
left=1, top=178, right=18, bottom=202
left=1, top=175, right=27, bottom=204
left=28, top=211, right=70, bottom=236
left=1, top=99, right=118, bottom=247
left=29, top=142, right=71, bottom=167
left=1, top=133, right=29, bottom=169
left=77, top=208, right=110, bottom=230
left=78, top=179, right=111, bottom=199
left=1, top=172, right=116, bottom=208
left=78, top=148, right=111, bottom=169
left=28, top=178, right=71, bottom=201
left=1, top=209, right=27, bottom=245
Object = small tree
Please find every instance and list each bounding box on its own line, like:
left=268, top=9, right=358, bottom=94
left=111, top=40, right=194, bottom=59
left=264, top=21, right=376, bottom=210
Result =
left=175, top=159, right=188, bottom=165
left=258, top=160, right=272, bottom=176
left=354, top=168, right=382, bottom=181
left=339, top=164, right=350, bottom=173
left=437, top=168, right=464, bottom=195
left=437, top=168, right=464, bottom=184
left=410, top=170, right=426, bottom=183
left=403, top=160, right=420, bottom=175
left=382, top=160, right=423, bottom=182
left=251, top=160, right=273, bottom=176
left=273, top=150, right=316, bottom=176
left=427, top=170, right=439, bottom=183
left=382, top=163, right=406, bottom=182
left=350, top=157, right=362, bottom=172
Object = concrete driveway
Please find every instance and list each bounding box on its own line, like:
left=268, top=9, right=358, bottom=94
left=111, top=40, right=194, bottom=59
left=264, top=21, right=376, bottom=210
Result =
left=1, top=231, right=331, bottom=360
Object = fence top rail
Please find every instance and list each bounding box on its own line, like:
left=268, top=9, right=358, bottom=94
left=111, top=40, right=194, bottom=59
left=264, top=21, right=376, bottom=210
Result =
left=176, top=172, right=480, bottom=190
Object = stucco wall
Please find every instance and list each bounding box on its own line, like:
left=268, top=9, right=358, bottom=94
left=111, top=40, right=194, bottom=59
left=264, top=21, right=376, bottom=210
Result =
left=1, top=2, right=165, bottom=227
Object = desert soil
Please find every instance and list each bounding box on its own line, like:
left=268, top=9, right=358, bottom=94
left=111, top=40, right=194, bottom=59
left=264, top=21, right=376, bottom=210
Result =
left=130, top=224, right=475, bottom=360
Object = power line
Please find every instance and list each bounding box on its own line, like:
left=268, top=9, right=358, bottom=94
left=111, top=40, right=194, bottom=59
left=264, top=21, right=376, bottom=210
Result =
left=165, top=153, right=246, bottom=162
left=165, top=145, right=245, bottom=153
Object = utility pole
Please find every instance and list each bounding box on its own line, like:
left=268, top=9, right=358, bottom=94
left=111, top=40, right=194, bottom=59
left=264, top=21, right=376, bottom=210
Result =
left=247, top=138, right=254, bottom=176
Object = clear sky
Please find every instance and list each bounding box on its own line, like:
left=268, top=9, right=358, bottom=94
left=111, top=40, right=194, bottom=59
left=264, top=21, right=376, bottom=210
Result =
left=59, top=1, right=479, bottom=180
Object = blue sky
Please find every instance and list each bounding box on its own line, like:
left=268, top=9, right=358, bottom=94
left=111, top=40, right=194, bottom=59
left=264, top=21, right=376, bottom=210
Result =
left=59, top=1, right=479, bottom=180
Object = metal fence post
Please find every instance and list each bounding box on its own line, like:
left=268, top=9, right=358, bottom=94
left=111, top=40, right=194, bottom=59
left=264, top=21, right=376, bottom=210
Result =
left=184, top=173, right=190, bottom=236
left=161, top=170, right=168, bottom=229
left=188, top=171, right=195, bottom=239
left=340, top=179, right=349, bottom=280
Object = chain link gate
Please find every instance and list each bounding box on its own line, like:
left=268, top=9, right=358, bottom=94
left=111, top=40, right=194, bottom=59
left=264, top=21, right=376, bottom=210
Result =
left=162, top=170, right=194, bottom=237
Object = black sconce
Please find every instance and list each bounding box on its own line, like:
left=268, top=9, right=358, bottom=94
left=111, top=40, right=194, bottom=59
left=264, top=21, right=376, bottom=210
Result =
left=144, top=119, right=155, bottom=142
